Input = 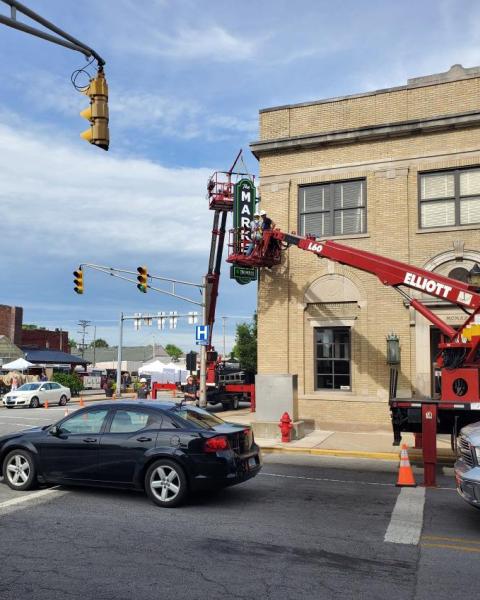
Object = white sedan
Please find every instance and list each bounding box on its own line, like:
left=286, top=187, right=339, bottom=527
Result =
left=3, top=382, right=71, bottom=409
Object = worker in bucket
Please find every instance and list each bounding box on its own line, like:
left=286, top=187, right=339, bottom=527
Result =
left=246, top=212, right=262, bottom=256
left=260, top=209, right=275, bottom=233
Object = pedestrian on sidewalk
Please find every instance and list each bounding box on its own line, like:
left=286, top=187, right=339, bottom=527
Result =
left=183, top=376, right=199, bottom=404
left=137, top=378, right=149, bottom=400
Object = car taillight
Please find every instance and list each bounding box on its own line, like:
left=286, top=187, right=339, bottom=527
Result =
left=204, top=436, right=229, bottom=453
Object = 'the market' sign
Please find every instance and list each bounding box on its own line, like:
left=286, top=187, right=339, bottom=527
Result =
left=233, top=178, right=255, bottom=250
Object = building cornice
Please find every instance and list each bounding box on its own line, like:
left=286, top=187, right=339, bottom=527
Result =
left=250, top=110, right=480, bottom=159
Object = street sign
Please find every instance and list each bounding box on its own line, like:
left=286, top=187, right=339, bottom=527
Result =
left=230, top=265, right=257, bottom=285
left=196, top=325, right=210, bottom=345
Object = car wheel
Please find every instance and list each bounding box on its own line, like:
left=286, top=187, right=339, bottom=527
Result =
left=3, top=450, right=37, bottom=491
left=145, top=459, right=187, bottom=508
left=59, top=395, right=67, bottom=406
left=30, top=397, right=40, bottom=409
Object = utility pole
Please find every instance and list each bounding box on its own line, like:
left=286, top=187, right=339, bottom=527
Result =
left=92, top=325, right=97, bottom=368
left=222, top=316, right=227, bottom=359
left=77, top=319, right=91, bottom=359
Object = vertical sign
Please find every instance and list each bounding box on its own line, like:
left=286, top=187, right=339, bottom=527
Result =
left=233, top=178, right=257, bottom=285
left=233, top=178, right=256, bottom=254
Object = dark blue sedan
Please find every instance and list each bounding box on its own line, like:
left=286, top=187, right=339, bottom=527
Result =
left=0, top=401, right=262, bottom=507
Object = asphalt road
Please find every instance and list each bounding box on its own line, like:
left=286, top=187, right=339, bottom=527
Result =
left=0, top=408, right=479, bottom=600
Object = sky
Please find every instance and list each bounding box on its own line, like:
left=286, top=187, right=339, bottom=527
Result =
left=0, top=0, right=480, bottom=353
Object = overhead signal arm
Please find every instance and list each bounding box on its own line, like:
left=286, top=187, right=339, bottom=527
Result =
left=74, top=263, right=204, bottom=307
left=0, top=1, right=105, bottom=65
left=0, top=1, right=108, bottom=149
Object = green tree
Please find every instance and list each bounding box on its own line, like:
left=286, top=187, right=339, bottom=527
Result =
left=52, top=372, right=84, bottom=396
left=165, top=344, right=183, bottom=362
left=23, top=324, right=46, bottom=330
left=90, top=338, right=109, bottom=348
left=232, top=313, right=257, bottom=372
left=69, top=338, right=78, bottom=348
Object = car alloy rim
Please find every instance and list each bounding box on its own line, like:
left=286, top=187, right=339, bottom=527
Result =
left=6, top=455, right=30, bottom=486
left=150, top=466, right=180, bottom=502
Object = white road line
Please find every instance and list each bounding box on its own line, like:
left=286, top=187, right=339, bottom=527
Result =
left=0, top=487, right=65, bottom=512
left=260, top=471, right=394, bottom=487
left=384, top=487, right=426, bottom=545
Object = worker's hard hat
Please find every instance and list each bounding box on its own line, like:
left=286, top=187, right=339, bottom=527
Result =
left=254, top=212, right=260, bottom=217
left=140, top=378, right=147, bottom=383
left=260, top=210, right=267, bottom=216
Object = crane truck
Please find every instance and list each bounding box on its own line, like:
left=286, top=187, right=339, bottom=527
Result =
left=225, top=223, right=480, bottom=443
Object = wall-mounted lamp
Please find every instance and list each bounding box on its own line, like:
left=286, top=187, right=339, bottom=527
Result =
left=386, top=333, right=400, bottom=365
left=468, top=263, right=480, bottom=290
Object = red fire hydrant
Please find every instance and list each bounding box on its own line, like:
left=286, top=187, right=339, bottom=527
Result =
left=279, top=412, right=293, bottom=442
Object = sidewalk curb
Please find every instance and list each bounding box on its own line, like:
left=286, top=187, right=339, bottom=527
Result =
left=260, top=446, right=456, bottom=465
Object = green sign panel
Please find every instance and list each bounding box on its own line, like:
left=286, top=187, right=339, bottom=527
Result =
left=232, top=178, right=257, bottom=284
left=230, top=265, right=257, bottom=285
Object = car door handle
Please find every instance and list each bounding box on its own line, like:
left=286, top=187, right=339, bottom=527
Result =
left=83, top=437, right=97, bottom=443
left=137, top=436, right=152, bottom=442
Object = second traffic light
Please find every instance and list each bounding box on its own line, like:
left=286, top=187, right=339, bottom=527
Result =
left=80, top=69, right=109, bottom=150
left=137, top=266, right=148, bottom=293
left=73, top=267, right=84, bottom=294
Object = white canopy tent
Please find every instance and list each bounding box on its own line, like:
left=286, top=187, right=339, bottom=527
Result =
left=2, top=358, right=34, bottom=371
left=138, top=360, right=188, bottom=384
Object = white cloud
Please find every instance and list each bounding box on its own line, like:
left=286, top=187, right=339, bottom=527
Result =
left=120, top=25, right=260, bottom=62
left=10, top=71, right=256, bottom=141
left=0, top=114, right=213, bottom=261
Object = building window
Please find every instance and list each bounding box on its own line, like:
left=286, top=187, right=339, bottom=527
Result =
left=299, top=180, right=366, bottom=237
left=419, top=168, right=480, bottom=229
left=315, top=327, right=351, bottom=390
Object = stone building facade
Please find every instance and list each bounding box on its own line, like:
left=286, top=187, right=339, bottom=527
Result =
left=250, top=64, right=480, bottom=430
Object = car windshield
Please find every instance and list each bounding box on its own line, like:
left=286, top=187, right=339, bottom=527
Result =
left=170, top=406, right=225, bottom=430
left=17, top=383, right=41, bottom=391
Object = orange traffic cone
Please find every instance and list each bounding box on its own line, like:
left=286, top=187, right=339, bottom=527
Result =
left=79, top=396, right=85, bottom=408
left=396, top=443, right=416, bottom=487
left=44, top=400, right=49, bottom=409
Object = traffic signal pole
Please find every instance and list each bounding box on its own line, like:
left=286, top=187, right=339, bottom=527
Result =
left=199, top=275, right=208, bottom=408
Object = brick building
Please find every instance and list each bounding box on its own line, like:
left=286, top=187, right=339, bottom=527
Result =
left=21, top=329, right=69, bottom=352
left=250, top=64, right=480, bottom=429
left=0, top=305, right=23, bottom=346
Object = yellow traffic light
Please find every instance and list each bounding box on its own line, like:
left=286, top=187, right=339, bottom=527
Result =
left=80, top=69, right=109, bottom=150
left=73, top=268, right=84, bottom=294
left=137, top=266, right=148, bottom=293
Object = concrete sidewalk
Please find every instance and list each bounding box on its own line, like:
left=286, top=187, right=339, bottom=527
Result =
left=220, top=408, right=457, bottom=464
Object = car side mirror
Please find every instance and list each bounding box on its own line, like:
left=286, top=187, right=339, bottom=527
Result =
left=50, top=425, right=63, bottom=437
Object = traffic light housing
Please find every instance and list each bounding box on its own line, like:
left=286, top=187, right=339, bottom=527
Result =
left=186, top=351, right=197, bottom=372
left=73, top=267, right=84, bottom=294
left=137, top=266, right=148, bottom=293
left=80, top=69, right=109, bottom=150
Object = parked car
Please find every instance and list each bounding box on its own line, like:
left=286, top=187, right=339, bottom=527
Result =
left=2, top=382, right=71, bottom=409
left=0, top=400, right=262, bottom=507
left=454, top=422, right=480, bottom=509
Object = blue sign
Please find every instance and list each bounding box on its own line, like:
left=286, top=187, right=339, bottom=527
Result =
left=195, top=325, right=210, bottom=345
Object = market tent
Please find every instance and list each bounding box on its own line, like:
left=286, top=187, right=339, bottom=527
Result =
left=2, top=357, right=34, bottom=371
left=139, top=360, right=188, bottom=384
left=138, top=360, right=166, bottom=374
